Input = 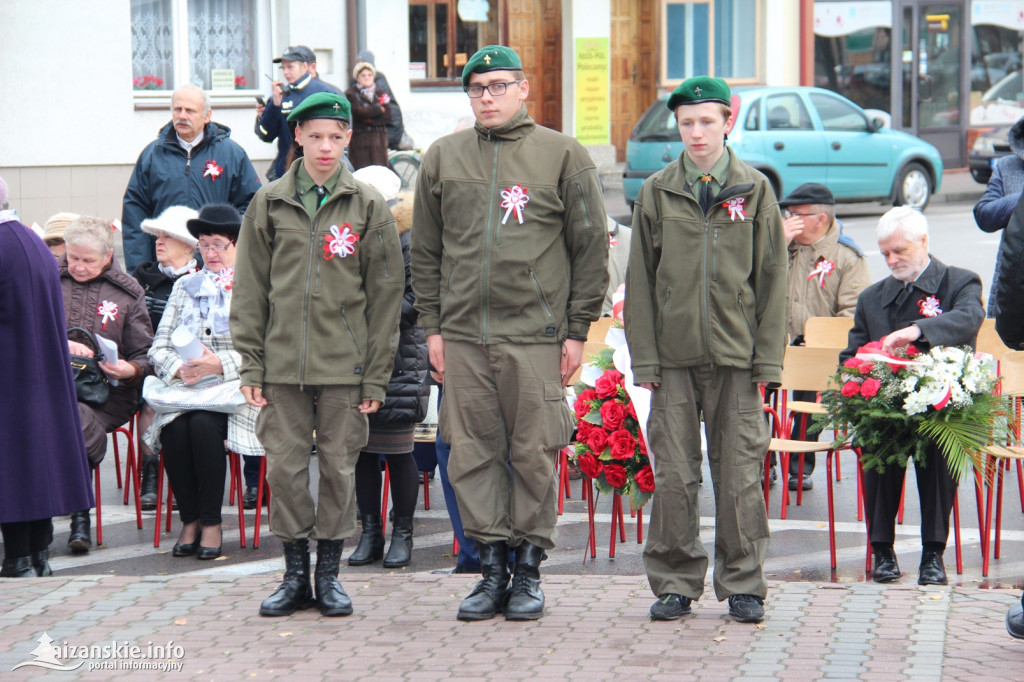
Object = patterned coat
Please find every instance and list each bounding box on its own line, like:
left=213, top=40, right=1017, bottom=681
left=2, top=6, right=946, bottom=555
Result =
left=145, top=270, right=264, bottom=456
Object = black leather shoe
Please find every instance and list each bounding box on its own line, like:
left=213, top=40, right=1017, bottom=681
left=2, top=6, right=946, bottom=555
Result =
left=788, top=475, right=813, bottom=491
left=728, top=594, right=765, bottom=623
left=0, top=557, right=35, bottom=578
left=31, top=550, right=53, bottom=577
left=650, top=594, right=692, bottom=621
left=1007, top=601, right=1024, bottom=639
left=172, top=542, right=197, bottom=557
left=197, top=545, right=222, bottom=560
left=506, top=542, right=546, bottom=621
left=918, top=549, right=947, bottom=585
left=872, top=546, right=901, bottom=583
left=67, top=511, right=92, bottom=554
left=139, top=454, right=159, bottom=511
left=383, top=516, right=414, bottom=569
left=242, top=487, right=258, bottom=510
left=347, top=514, right=385, bottom=566
left=315, top=540, right=353, bottom=617
left=457, top=542, right=510, bottom=621
left=260, top=540, right=316, bottom=617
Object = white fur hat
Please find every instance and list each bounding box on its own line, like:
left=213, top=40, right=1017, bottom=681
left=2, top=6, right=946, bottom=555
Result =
left=352, top=165, right=402, bottom=203
left=140, top=205, right=200, bottom=248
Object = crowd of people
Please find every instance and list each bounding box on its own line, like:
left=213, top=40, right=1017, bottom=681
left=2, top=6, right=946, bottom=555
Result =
left=2, top=42, right=1024, bottom=637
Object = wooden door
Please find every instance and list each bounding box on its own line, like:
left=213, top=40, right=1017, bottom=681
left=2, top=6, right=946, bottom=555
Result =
left=505, top=0, right=562, bottom=131
left=610, top=0, right=657, bottom=161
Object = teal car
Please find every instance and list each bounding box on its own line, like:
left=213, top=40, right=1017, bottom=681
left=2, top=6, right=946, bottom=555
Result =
left=623, top=86, right=943, bottom=210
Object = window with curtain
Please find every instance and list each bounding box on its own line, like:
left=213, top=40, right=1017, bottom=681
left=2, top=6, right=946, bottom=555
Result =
left=408, top=0, right=500, bottom=85
left=663, top=0, right=760, bottom=83
left=131, top=0, right=259, bottom=92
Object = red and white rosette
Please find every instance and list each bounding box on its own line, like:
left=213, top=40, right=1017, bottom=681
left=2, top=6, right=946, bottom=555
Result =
left=323, top=223, right=359, bottom=260
left=918, top=295, right=942, bottom=317
left=214, top=267, right=234, bottom=291
left=499, top=184, right=530, bottom=225
left=203, top=160, right=223, bottom=181
left=97, top=300, right=119, bottom=330
left=807, top=258, right=835, bottom=288
left=722, top=197, right=746, bottom=221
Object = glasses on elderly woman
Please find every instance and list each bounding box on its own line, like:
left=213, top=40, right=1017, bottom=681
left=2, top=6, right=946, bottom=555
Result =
left=197, top=242, right=233, bottom=253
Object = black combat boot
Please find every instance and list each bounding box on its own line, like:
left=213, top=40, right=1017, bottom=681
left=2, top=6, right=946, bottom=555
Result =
left=0, top=557, right=34, bottom=578
left=67, top=511, right=91, bottom=554
left=139, top=453, right=159, bottom=511
left=259, top=540, right=315, bottom=616
left=314, top=540, right=353, bottom=617
left=346, top=514, right=385, bottom=566
left=382, top=516, right=414, bottom=569
left=457, top=542, right=510, bottom=621
left=505, top=541, right=546, bottom=620
left=31, top=550, right=52, bottom=577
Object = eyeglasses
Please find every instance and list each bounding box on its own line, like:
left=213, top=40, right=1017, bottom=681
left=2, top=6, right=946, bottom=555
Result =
left=197, top=243, right=233, bottom=253
left=784, top=209, right=820, bottom=219
left=464, top=80, right=521, bottom=98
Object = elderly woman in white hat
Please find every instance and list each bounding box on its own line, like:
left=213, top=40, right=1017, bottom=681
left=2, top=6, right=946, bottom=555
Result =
left=131, top=205, right=200, bottom=510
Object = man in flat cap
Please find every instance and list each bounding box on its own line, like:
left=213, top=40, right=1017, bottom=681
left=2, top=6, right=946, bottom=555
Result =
left=255, top=46, right=340, bottom=182
left=232, top=91, right=404, bottom=619
left=778, top=183, right=870, bottom=491
left=624, top=75, right=787, bottom=624
left=411, top=44, right=608, bottom=622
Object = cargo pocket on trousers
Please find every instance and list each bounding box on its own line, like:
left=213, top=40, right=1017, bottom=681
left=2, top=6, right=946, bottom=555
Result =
left=542, top=381, right=575, bottom=451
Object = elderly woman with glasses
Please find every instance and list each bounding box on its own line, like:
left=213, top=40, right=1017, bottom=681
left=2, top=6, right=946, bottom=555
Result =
left=131, top=206, right=200, bottom=510
left=60, top=216, right=154, bottom=554
left=145, top=204, right=263, bottom=561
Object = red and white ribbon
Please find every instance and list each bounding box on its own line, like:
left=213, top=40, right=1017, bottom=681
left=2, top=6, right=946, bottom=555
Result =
left=203, top=160, right=223, bottom=181
left=722, top=197, right=746, bottom=221
left=807, top=258, right=835, bottom=288
left=500, top=185, right=530, bottom=225
left=928, top=380, right=952, bottom=410
left=323, top=223, right=359, bottom=260
left=97, top=300, right=119, bottom=330
left=918, top=295, right=942, bottom=317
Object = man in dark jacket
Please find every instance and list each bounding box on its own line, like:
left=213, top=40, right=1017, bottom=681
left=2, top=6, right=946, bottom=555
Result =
left=255, top=45, right=338, bottom=181
left=995, top=192, right=1024, bottom=350
left=973, top=116, right=1024, bottom=317
left=842, top=206, right=984, bottom=587
left=121, top=85, right=261, bottom=273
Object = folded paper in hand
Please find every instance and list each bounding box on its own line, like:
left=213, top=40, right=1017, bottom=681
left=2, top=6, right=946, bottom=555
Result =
left=172, top=325, right=204, bottom=362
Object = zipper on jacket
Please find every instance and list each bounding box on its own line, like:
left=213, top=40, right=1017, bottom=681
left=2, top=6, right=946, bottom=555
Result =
left=185, top=148, right=192, bottom=176
left=299, top=212, right=319, bottom=388
left=481, top=140, right=500, bottom=345
left=701, top=212, right=713, bottom=367
left=377, top=231, right=391, bottom=278
left=529, top=268, right=554, bottom=317
left=711, top=228, right=720, bottom=281
left=574, top=178, right=592, bottom=230
left=340, top=305, right=362, bottom=355
left=658, top=287, right=673, bottom=334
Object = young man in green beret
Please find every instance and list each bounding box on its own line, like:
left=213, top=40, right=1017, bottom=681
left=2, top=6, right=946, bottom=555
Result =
left=231, top=91, right=404, bottom=618
left=624, top=76, right=787, bottom=624
left=411, top=45, right=608, bottom=621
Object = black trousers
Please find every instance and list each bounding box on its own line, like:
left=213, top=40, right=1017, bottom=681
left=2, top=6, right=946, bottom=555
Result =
left=160, top=410, right=228, bottom=527
left=863, top=443, right=957, bottom=547
left=355, top=452, right=418, bottom=519
left=1, top=519, right=53, bottom=558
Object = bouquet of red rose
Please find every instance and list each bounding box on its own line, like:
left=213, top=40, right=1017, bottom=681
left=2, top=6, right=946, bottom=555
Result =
left=572, top=347, right=654, bottom=510
left=813, top=340, right=1015, bottom=479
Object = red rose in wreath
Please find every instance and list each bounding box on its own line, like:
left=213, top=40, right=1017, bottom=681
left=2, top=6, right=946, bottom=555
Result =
left=586, top=427, right=610, bottom=456
left=635, top=464, right=655, bottom=493
left=574, top=389, right=596, bottom=419
left=861, top=377, right=881, bottom=398
left=600, top=401, right=627, bottom=431
left=602, top=463, right=628, bottom=489
left=841, top=381, right=861, bottom=398
left=575, top=419, right=592, bottom=443
left=608, top=429, right=636, bottom=460
left=577, top=452, right=603, bottom=479
left=594, top=370, right=623, bottom=399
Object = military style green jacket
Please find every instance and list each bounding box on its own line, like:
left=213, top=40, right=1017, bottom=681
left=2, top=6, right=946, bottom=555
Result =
left=624, top=149, right=788, bottom=385
left=410, top=106, right=608, bottom=345
left=230, top=160, right=404, bottom=402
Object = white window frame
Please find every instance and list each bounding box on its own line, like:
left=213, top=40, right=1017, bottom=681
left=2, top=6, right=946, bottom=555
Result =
left=659, top=0, right=763, bottom=88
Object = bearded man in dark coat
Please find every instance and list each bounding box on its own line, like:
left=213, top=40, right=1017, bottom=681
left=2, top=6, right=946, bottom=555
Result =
left=0, top=176, right=94, bottom=578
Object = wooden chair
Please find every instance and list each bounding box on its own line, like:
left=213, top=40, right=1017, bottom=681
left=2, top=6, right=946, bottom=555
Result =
left=803, top=316, right=854, bottom=349
left=977, top=317, right=1012, bottom=363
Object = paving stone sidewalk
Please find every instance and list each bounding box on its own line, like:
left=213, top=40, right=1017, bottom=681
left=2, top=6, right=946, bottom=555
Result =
left=0, top=574, right=1021, bottom=680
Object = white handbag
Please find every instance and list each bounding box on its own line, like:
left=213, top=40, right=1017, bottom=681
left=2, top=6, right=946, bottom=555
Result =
left=143, top=375, right=245, bottom=414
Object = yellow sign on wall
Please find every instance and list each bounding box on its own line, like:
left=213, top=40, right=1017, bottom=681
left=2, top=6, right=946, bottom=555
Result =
left=575, top=38, right=609, bottom=145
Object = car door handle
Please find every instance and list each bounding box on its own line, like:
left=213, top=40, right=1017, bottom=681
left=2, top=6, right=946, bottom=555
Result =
left=831, top=141, right=841, bottom=151
left=662, top=152, right=673, bottom=162
left=774, top=142, right=784, bottom=151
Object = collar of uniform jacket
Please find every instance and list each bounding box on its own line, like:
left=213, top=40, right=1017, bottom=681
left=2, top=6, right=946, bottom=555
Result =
left=880, top=256, right=939, bottom=306
left=473, top=105, right=533, bottom=141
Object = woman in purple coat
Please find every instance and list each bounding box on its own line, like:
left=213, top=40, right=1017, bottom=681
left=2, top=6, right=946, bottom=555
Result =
left=0, top=178, right=94, bottom=577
